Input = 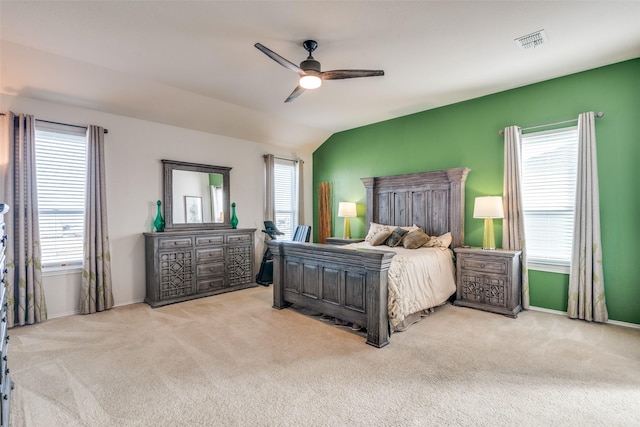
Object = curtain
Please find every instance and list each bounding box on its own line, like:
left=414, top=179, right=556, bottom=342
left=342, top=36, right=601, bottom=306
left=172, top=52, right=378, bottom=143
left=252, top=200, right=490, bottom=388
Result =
left=79, top=125, right=114, bottom=314
left=568, top=112, right=607, bottom=322
left=296, top=159, right=304, bottom=226
left=0, top=112, right=47, bottom=327
left=263, top=154, right=275, bottom=221
left=502, top=125, right=530, bottom=309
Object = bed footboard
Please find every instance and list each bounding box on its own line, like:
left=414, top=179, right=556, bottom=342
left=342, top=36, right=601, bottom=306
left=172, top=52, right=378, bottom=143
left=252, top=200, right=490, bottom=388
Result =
left=267, top=241, right=395, bottom=348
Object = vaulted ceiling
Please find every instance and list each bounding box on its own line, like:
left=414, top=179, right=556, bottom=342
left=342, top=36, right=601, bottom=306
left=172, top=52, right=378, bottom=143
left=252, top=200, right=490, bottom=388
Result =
left=1, top=1, right=639, bottom=151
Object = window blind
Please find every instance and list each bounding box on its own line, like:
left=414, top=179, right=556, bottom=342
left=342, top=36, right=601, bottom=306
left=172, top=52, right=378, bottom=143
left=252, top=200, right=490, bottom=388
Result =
left=521, top=126, right=578, bottom=270
left=34, top=122, right=87, bottom=268
left=274, top=159, right=297, bottom=240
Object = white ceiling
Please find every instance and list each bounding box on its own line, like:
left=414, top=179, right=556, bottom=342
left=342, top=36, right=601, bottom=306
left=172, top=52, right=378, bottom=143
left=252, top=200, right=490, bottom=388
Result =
left=1, top=1, right=639, bottom=151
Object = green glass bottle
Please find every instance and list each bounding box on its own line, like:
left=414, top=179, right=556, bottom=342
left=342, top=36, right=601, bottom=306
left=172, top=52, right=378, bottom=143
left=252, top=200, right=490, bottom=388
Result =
left=230, top=202, right=238, bottom=229
left=154, top=200, right=165, bottom=232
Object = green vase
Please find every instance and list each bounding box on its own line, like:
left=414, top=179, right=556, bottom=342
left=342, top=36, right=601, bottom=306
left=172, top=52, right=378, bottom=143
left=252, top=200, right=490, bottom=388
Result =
left=230, top=202, right=238, bottom=229
left=154, top=200, right=165, bottom=232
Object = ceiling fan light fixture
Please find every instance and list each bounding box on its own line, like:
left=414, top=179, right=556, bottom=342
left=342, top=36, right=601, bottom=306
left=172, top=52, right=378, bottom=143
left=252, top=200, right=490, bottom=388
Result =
left=300, top=74, right=322, bottom=89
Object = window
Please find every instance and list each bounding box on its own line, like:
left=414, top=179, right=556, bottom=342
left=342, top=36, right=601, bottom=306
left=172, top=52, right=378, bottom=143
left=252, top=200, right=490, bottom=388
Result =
left=521, top=126, right=578, bottom=273
left=34, top=122, right=87, bottom=269
left=274, top=158, right=298, bottom=240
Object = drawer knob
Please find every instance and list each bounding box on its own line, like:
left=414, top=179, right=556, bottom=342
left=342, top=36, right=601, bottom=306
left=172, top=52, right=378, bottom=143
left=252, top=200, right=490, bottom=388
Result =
left=2, top=394, right=7, bottom=401
left=1, top=317, right=4, bottom=323
left=4, top=368, right=8, bottom=375
left=481, top=264, right=486, bottom=268
left=2, top=356, right=6, bottom=362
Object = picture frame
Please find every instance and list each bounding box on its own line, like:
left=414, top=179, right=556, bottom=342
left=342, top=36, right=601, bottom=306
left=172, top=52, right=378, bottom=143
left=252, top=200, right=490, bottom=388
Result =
left=184, top=196, right=203, bottom=223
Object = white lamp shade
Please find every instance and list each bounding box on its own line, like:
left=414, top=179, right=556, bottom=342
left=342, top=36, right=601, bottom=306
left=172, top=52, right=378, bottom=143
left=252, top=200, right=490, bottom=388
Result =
left=299, top=74, right=322, bottom=89
left=338, top=202, right=357, bottom=218
left=473, top=196, right=504, bottom=219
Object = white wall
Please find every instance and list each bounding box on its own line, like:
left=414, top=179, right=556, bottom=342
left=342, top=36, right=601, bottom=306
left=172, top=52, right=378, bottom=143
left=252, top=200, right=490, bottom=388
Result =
left=1, top=94, right=315, bottom=318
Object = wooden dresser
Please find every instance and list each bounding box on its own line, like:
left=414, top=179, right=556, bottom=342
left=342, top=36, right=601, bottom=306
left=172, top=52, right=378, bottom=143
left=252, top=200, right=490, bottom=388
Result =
left=144, top=228, right=256, bottom=307
left=0, top=203, right=12, bottom=427
left=453, top=247, right=522, bottom=318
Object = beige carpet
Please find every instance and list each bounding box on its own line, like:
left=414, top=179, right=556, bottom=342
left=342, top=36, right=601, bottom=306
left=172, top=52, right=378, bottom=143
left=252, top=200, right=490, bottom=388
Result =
left=8, top=286, right=640, bottom=427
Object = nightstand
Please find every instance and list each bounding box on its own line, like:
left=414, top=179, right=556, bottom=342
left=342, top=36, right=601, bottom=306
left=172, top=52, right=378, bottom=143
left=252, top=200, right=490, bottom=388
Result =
left=325, top=237, right=365, bottom=246
left=453, top=247, right=522, bottom=318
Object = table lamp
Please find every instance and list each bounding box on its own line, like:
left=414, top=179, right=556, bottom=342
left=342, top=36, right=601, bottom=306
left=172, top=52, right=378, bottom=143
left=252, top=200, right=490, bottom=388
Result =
left=338, top=202, right=357, bottom=239
left=473, top=196, right=504, bottom=250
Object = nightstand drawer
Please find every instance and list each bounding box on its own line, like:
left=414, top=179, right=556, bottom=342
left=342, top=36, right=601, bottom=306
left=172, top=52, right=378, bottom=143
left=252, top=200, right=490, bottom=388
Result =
left=460, top=256, right=507, bottom=274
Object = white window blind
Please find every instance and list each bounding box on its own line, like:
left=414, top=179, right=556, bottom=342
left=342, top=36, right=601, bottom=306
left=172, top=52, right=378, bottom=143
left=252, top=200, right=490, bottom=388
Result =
left=274, top=159, right=297, bottom=240
left=521, top=126, right=578, bottom=272
left=34, top=122, right=87, bottom=269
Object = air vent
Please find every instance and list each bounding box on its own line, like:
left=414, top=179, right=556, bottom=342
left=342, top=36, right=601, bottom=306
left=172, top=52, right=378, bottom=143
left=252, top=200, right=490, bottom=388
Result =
left=515, top=30, right=547, bottom=49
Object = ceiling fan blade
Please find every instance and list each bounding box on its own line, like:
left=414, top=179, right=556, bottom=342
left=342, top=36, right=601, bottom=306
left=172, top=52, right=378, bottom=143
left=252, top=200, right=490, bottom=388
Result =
left=321, top=70, right=385, bottom=80
left=285, top=86, right=305, bottom=103
left=254, top=43, right=303, bottom=74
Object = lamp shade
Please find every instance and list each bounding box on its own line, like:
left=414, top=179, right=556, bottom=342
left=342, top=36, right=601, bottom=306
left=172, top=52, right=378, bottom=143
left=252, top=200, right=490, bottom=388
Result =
left=338, top=202, right=357, bottom=218
left=473, top=196, right=504, bottom=219
left=299, top=74, right=322, bottom=89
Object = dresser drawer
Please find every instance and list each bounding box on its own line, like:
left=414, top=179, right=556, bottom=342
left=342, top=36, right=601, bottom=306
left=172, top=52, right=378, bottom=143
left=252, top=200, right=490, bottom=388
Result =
left=226, top=233, right=252, bottom=244
left=158, top=236, right=193, bottom=249
left=196, top=235, right=224, bottom=246
left=197, top=277, right=225, bottom=293
left=196, top=262, right=225, bottom=278
left=460, top=256, right=507, bottom=274
left=196, top=248, right=224, bottom=263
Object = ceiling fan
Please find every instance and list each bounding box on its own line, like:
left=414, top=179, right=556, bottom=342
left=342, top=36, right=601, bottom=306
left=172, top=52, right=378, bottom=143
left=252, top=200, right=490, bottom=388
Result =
left=254, top=40, right=384, bottom=103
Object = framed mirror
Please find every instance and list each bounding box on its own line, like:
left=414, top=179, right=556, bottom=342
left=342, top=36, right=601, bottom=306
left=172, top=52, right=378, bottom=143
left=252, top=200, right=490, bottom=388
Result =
left=162, top=159, right=231, bottom=230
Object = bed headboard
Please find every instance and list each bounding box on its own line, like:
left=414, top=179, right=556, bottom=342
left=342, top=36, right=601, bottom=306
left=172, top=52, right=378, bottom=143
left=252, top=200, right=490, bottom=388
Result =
left=361, top=168, right=470, bottom=248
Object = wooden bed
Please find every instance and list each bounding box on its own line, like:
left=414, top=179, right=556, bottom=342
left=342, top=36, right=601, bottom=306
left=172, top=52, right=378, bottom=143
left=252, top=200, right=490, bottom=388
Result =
left=267, top=167, right=470, bottom=347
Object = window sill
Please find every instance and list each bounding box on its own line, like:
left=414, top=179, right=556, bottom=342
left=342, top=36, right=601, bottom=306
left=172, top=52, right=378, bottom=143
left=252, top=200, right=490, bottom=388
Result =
left=42, top=266, right=83, bottom=277
left=527, top=261, right=569, bottom=275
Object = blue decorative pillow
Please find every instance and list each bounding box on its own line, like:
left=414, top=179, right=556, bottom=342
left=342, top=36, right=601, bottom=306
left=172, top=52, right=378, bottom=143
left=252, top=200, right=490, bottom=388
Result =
left=385, top=227, right=408, bottom=247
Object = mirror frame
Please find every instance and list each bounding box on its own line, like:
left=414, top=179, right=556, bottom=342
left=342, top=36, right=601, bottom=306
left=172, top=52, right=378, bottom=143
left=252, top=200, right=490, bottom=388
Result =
left=162, top=159, right=232, bottom=230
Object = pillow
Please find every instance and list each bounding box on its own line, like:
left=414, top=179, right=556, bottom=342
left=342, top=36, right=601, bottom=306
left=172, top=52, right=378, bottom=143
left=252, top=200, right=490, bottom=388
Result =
left=369, top=228, right=392, bottom=246
left=364, top=222, right=392, bottom=244
left=385, top=227, right=408, bottom=247
left=400, top=224, right=421, bottom=233
left=403, top=229, right=431, bottom=249
left=422, top=232, right=452, bottom=249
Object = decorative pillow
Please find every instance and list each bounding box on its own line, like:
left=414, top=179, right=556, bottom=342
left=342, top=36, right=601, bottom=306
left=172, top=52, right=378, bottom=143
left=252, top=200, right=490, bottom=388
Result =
left=403, top=229, right=431, bottom=249
left=385, top=227, right=408, bottom=247
left=423, top=232, right=452, bottom=249
left=400, top=224, right=421, bottom=233
left=364, top=222, right=392, bottom=244
left=369, top=228, right=392, bottom=246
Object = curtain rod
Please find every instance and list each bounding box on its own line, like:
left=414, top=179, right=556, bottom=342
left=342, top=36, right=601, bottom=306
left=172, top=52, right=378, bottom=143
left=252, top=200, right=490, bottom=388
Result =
left=498, top=112, right=604, bottom=135
left=35, top=118, right=109, bottom=134
left=0, top=113, right=108, bottom=133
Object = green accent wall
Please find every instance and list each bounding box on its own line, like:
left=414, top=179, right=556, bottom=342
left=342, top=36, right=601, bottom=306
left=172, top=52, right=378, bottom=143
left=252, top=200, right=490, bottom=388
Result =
left=313, top=58, right=640, bottom=325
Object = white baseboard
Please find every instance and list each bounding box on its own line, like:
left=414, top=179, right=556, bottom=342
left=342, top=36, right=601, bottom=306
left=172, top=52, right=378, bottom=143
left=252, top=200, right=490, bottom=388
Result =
left=529, top=305, right=640, bottom=330
left=47, top=298, right=146, bottom=320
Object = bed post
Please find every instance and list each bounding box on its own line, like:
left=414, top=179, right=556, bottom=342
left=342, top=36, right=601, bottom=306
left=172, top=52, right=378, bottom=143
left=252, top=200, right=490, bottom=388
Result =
left=269, top=242, right=289, bottom=309
left=446, top=168, right=470, bottom=248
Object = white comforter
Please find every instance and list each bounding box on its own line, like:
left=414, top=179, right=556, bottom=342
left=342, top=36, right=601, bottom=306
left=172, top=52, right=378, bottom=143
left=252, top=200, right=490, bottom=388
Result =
left=347, top=242, right=457, bottom=330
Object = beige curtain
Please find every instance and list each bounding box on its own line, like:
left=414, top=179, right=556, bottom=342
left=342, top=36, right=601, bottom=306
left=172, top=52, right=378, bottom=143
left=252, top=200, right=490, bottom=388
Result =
left=502, top=125, right=529, bottom=309
left=296, top=159, right=304, bottom=226
left=0, top=112, right=47, bottom=327
left=80, top=125, right=114, bottom=314
left=568, top=112, right=607, bottom=322
left=263, top=154, right=276, bottom=221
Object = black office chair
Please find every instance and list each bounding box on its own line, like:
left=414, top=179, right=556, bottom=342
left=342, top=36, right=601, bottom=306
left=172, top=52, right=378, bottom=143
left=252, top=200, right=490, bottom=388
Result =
left=292, top=225, right=311, bottom=242
left=256, top=223, right=311, bottom=286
